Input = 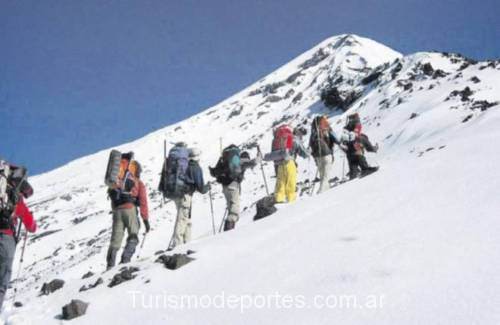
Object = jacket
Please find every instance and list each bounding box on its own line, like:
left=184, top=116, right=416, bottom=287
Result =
left=0, top=198, right=37, bottom=236
left=186, top=160, right=208, bottom=194
left=112, top=177, right=149, bottom=220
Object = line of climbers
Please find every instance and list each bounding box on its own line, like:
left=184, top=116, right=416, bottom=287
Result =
left=0, top=113, right=380, bottom=306
left=103, top=113, right=379, bottom=266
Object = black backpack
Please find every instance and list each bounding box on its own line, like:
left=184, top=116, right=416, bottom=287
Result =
left=0, top=165, right=29, bottom=231
left=310, top=116, right=333, bottom=157
left=210, top=145, right=242, bottom=185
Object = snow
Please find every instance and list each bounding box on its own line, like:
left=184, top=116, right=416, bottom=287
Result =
left=2, top=34, right=500, bottom=324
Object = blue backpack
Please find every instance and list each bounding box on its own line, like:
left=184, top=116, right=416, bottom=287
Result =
left=162, top=145, right=190, bottom=198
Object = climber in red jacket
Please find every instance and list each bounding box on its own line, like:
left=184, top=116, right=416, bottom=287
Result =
left=0, top=161, right=37, bottom=310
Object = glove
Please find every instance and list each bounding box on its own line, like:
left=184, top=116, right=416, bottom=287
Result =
left=374, top=143, right=379, bottom=153
left=202, top=183, right=211, bottom=194
left=340, top=144, right=348, bottom=152
left=143, top=219, right=150, bottom=233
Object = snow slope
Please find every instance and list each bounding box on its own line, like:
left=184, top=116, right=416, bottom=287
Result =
left=2, top=34, right=500, bottom=324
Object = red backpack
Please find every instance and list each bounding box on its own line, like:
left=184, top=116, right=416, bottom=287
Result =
left=272, top=125, right=294, bottom=151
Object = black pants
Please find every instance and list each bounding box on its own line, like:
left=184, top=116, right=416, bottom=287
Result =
left=347, top=154, right=375, bottom=179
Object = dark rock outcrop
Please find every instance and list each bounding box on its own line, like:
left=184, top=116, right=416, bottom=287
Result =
left=62, top=300, right=89, bottom=320
left=446, top=87, right=473, bottom=102
left=320, top=86, right=361, bottom=111
left=80, top=278, right=103, bottom=292
left=81, top=271, right=94, bottom=279
left=156, top=254, right=194, bottom=270
left=108, top=267, right=140, bottom=288
left=254, top=196, right=277, bottom=221
left=40, top=279, right=65, bottom=295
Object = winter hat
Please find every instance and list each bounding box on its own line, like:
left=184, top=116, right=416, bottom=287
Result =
left=189, top=148, right=201, bottom=161
left=293, top=126, right=307, bottom=136
left=175, top=141, right=187, bottom=147
left=240, top=151, right=250, bottom=160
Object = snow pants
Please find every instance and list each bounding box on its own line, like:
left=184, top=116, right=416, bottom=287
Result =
left=347, top=154, right=375, bottom=179
left=172, top=194, right=192, bottom=247
left=223, top=181, right=240, bottom=231
left=107, top=207, right=140, bottom=268
left=315, top=155, right=333, bottom=194
left=274, top=160, right=297, bottom=203
left=0, top=234, right=15, bottom=310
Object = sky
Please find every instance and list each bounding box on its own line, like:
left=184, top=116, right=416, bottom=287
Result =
left=1, top=0, right=499, bottom=175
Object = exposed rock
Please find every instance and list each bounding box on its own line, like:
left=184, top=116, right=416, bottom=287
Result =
left=470, top=100, right=498, bottom=111
left=156, top=254, right=194, bottom=270
left=469, top=76, right=481, bottom=84
left=321, top=86, right=361, bottom=111
left=266, top=95, right=282, bottom=103
left=41, top=279, right=65, bottom=295
left=421, top=63, right=434, bottom=76
left=299, top=48, right=329, bottom=69
left=263, top=82, right=285, bottom=95
left=433, top=69, right=448, bottom=79
left=272, top=114, right=294, bottom=128
left=81, top=271, right=94, bottom=279
left=59, top=194, right=72, bottom=201
left=291, top=92, right=303, bottom=105
left=462, top=114, right=473, bottom=123
left=14, top=301, right=23, bottom=308
left=284, top=89, right=295, bottom=99
left=446, top=87, right=473, bottom=102
left=409, top=113, right=419, bottom=120
left=227, top=106, right=243, bottom=121
left=361, top=71, right=382, bottom=85
left=254, top=196, right=277, bottom=221
left=286, top=71, right=304, bottom=83
left=108, top=267, right=140, bottom=288
left=257, top=111, right=269, bottom=119
left=391, top=62, right=403, bottom=79
left=62, top=299, right=89, bottom=320
left=79, top=277, right=103, bottom=292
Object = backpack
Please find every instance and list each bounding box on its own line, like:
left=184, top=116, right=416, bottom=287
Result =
left=345, top=113, right=361, bottom=133
left=272, top=125, right=294, bottom=152
left=310, top=116, right=332, bottom=156
left=0, top=164, right=28, bottom=231
left=160, top=145, right=190, bottom=198
left=105, top=151, right=140, bottom=206
left=210, top=145, right=242, bottom=185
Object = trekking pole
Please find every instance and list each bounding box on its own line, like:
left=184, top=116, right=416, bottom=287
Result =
left=256, top=145, right=270, bottom=196
left=136, top=232, right=147, bottom=260
left=309, top=170, right=319, bottom=196
left=218, top=209, right=228, bottom=233
left=208, top=187, right=216, bottom=235
left=162, top=140, right=167, bottom=207
left=342, top=152, right=346, bottom=181
left=12, top=226, right=28, bottom=305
